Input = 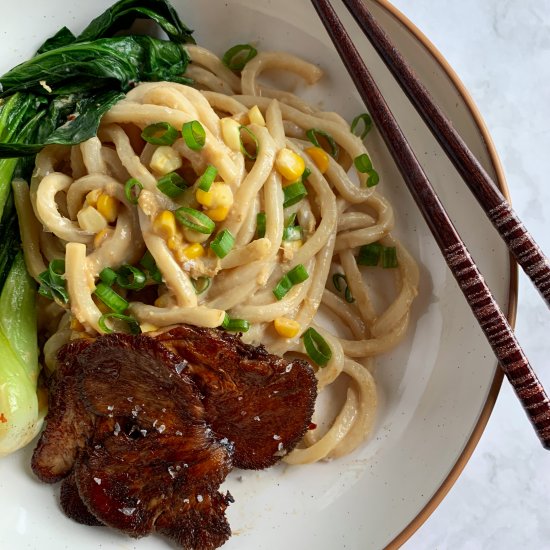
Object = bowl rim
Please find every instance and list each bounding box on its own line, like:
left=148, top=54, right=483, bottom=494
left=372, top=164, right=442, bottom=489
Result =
left=369, top=1, right=517, bottom=548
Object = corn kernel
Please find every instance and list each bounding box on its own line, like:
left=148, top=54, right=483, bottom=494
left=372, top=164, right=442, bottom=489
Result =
left=221, top=117, right=241, bottom=152
left=167, top=235, right=182, bottom=251
left=206, top=206, right=230, bottom=222
left=150, top=146, right=182, bottom=175
left=140, top=322, right=159, bottom=333
left=196, top=182, right=233, bottom=209
left=85, top=189, right=102, bottom=207
left=96, top=193, right=119, bottom=223
left=77, top=205, right=108, bottom=233
left=275, top=148, right=306, bottom=181
left=184, top=243, right=205, bottom=259
left=248, top=105, right=266, bottom=126
left=274, top=317, right=301, bottom=338
left=94, top=228, right=113, bottom=248
left=305, top=146, right=330, bottom=174
left=153, top=210, right=177, bottom=240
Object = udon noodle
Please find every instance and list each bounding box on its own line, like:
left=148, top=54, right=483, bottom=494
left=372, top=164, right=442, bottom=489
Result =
left=14, top=47, right=419, bottom=464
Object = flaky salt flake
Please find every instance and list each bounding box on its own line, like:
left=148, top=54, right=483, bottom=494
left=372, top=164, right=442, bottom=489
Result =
left=253, top=416, right=260, bottom=421
left=273, top=434, right=281, bottom=440
left=285, top=364, right=293, bottom=373
left=175, top=430, right=183, bottom=436
left=94, top=477, right=102, bottom=485
left=107, top=405, right=114, bottom=411
left=113, top=422, right=121, bottom=436
left=175, top=360, right=188, bottom=374
left=157, top=424, right=166, bottom=433
left=118, top=507, right=136, bottom=516
left=196, top=495, right=203, bottom=503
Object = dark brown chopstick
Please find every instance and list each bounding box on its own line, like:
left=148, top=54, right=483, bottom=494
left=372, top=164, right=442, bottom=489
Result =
left=311, top=0, right=550, bottom=448
left=342, top=0, right=550, bottom=308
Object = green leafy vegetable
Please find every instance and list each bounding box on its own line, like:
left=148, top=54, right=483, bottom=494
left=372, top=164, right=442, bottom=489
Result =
left=0, top=253, right=44, bottom=457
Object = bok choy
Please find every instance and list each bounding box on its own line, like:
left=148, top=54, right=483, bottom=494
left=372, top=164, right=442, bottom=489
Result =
left=0, top=0, right=196, bottom=456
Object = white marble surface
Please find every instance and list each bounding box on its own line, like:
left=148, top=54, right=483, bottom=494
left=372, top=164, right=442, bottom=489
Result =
left=387, top=1, right=550, bottom=549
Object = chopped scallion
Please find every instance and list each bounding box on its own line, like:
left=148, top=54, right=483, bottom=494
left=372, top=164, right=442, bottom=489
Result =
left=99, top=267, right=118, bottom=286
left=357, top=242, right=383, bottom=266
left=256, top=212, right=266, bottom=238
left=139, top=251, right=163, bottom=284
left=239, top=125, right=259, bottom=160
left=221, top=313, right=250, bottom=332
left=191, top=276, right=211, bottom=295
left=332, top=273, right=355, bottom=303
left=210, top=229, right=235, bottom=258
left=116, top=265, right=147, bottom=290
left=306, top=128, right=339, bottom=159
left=124, top=178, right=143, bottom=205
left=175, top=207, right=215, bottom=234
left=182, top=120, right=206, bottom=151
left=37, top=259, right=69, bottom=304
left=283, top=181, right=307, bottom=208
left=157, top=172, right=187, bottom=198
left=197, top=165, right=218, bottom=192
left=366, top=169, right=379, bottom=188
left=282, top=225, right=303, bottom=242
left=94, top=283, right=129, bottom=313
left=98, top=313, right=141, bottom=335
left=382, top=246, right=398, bottom=268
left=351, top=113, right=373, bottom=140
left=302, top=327, right=332, bottom=367
left=141, top=122, right=178, bottom=145
left=222, top=44, right=258, bottom=71
left=302, top=167, right=312, bottom=182
left=354, top=153, right=373, bottom=173
left=273, top=264, right=309, bottom=300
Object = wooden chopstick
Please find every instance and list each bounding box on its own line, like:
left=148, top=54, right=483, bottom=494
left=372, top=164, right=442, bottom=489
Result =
left=342, top=0, right=550, bottom=308
left=311, top=0, right=550, bottom=449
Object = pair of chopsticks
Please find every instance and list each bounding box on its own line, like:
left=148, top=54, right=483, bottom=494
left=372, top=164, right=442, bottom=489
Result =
left=311, top=0, right=550, bottom=449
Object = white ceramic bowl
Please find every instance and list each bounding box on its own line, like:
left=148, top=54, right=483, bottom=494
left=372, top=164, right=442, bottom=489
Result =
left=0, top=1, right=514, bottom=548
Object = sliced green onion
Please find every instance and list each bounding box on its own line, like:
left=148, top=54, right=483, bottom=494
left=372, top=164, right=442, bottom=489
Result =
left=175, top=207, right=215, bottom=234
left=94, top=283, right=129, bottom=314
left=182, top=120, right=206, bottom=151
left=239, top=125, right=259, bottom=160
left=256, top=212, right=266, bottom=238
left=98, top=313, right=141, bottom=335
left=221, top=313, right=250, bottom=332
left=332, top=272, right=346, bottom=292
left=141, top=122, right=178, bottom=145
left=273, top=264, right=309, bottom=300
left=125, top=178, right=143, bottom=205
left=354, top=153, right=373, bottom=173
left=116, top=265, right=147, bottom=290
left=37, top=260, right=69, bottom=303
left=139, top=251, right=163, bottom=284
left=332, top=273, right=355, bottom=303
left=306, top=128, right=339, bottom=159
left=283, top=225, right=303, bottom=242
left=382, top=246, right=398, bottom=268
left=302, top=327, right=332, bottom=367
left=222, top=44, right=258, bottom=71
left=197, top=165, right=218, bottom=192
left=287, top=264, right=309, bottom=284
left=191, top=276, right=211, bottom=295
left=351, top=113, right=373, bottom=139
left=283, top=181, right=308, bottom=208
left=357, top=242, right=383, bottom=266
left=157, top=172, right=187, bottom=198
left=99, top=267, right=118, bottom=286
left=302, top=167, right=312, bottom=182
left=285, top=212, right=297, bottom=227
left=366, top=169, right=380, bottom=188
left=210, top=229, right=235, bottom=258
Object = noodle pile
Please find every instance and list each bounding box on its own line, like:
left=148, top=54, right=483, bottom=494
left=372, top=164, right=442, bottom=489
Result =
left=14, top=46, right=418, bottom=464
